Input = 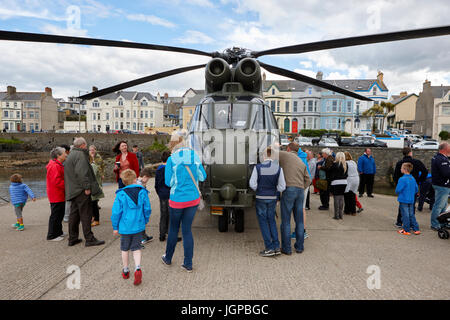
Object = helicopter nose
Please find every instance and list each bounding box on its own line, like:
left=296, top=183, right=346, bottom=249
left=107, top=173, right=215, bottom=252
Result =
left=220, top=183, right=237, bottom=200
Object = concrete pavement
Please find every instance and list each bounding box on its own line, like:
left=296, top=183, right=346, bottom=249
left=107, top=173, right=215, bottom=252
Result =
left=0, top=180, right=449, bottom=300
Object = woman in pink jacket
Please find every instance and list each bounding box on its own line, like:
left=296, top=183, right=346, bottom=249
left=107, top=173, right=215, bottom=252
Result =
left=46, top=147, right=67, bottom=241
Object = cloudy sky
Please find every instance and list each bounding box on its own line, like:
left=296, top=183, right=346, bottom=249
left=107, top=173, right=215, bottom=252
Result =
left=0, top=0, right=449, bottom=100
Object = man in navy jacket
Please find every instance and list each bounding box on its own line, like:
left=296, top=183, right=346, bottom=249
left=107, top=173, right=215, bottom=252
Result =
left=430, top=142, right=450, bottom=230
left=357, top=148, right=376, bottom=197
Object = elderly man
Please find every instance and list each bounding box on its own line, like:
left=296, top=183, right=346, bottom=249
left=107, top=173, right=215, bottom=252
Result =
left=430, top=142, right=450, bottom=230
left=278, top=142, right=311, bottom=255
left=64, top=137, right=105, bottom=247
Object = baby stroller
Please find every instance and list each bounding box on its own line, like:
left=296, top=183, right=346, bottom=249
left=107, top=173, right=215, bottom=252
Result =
left=437, top=211, right=450, bottom=240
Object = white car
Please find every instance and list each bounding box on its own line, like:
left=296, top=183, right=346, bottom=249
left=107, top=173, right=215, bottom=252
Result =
left=280, top=138, right=290, bottom=146
left=295, top=137, right=313, bottom=146
left=412, top=141, right=439, bottom=150
left=318, top=138, right=339, bottom=147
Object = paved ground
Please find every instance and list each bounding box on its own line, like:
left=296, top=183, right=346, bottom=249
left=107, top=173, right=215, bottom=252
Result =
left=1, top=180, right=449, bottom=300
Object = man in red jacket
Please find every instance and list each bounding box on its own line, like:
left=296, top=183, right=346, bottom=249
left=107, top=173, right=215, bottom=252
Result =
left=46, top=147, right=67, bottom=241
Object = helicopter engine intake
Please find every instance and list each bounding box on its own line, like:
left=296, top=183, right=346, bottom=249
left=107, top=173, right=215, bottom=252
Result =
left=205, top=58, right=231, bottom=93
left=234, top=58, right=262, bottom=94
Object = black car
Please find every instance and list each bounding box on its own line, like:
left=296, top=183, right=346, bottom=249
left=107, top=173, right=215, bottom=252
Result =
left=340, top=137, right=358, bottom=146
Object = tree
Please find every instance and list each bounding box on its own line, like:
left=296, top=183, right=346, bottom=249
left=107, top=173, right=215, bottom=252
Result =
left=439, top=131, right=449, bottom=141
left=362, top=104, right=384, bottom=133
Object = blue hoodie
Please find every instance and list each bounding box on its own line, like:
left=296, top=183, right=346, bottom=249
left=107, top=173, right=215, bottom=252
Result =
left=297, top=148, right=311, bottom=179
left=9, top=182, right=35, bottom=205
left=111, top=184, right=151, bottom=235
left=357, top=153, right=376, bottom=174
left=165, top=147, right=206, bottom=203
left=395, top=174, right=418, bottom=204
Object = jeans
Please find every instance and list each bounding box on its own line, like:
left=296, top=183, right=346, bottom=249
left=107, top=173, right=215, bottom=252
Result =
left=255, top=199, right=280, bottom=251
left=165, top=205, right=198, bottom=269
left=399, top=202, right=419, bottom=232
left=159, top=198, right=170, bottom=237
left=396, top=197, right=417, bottom=225
left=431, top=185, right=450, bottom=229
left=333, top=195, right=344, bottom=219
left=280, top=187, right=304, bottom=253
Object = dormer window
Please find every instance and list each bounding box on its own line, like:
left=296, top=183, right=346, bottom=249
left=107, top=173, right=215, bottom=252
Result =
left=272, top=88, right=275, bottom=95
left=118, top=98, right=123, bottom=106
left=141, top=100, right=148, bottom=106
left=373, top=86, right=377, bottom=95
left=93, top=100, right=99, bottom=107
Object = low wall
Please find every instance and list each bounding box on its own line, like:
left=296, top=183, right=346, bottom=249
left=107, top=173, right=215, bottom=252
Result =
left=305, top=146, right=437, bottom=187
left=0, top=132, right=171, bottom=153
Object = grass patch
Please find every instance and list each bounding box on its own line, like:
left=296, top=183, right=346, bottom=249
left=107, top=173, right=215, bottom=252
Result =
left=144, top=141, right=169, bottom=152
left=0, top=138, right=24, bottom=145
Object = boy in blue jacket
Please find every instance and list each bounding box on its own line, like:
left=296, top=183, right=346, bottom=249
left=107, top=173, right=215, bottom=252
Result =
left=155, top=151, right=172, bottom=242
left=395, top=163, right=420, bottom=235
left=111, top=169, right=151, bottom=285
left=9, top=173, right=36, bottom=231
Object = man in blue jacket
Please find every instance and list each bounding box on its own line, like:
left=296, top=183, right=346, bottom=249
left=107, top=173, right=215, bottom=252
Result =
left=430, top=142, right=450, bottom=230
left=357, top=148, right=376, bottom=198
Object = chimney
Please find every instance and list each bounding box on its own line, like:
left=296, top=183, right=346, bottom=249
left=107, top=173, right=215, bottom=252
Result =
left=400, top=91, right=408, bottom=97
left=92, top=86, right=98, bottom=92
left=377, top=70, right=384, bottom=83
left=423, top=79, right=431, bottom=91
left=262, top=72, right=266, bottom=81
left=7, top=86, right=16, bottom=95
left=164, top=92, right=169, bottom=99
left=316, top=71, right=323, bottom=80
left=157, top=92, right=161, bottom=102
left=45, top=87, right=52, bottom=96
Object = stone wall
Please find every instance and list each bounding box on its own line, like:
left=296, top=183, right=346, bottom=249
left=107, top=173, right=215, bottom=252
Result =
left=305, top=146, right=437, bottom=187
left=0, top=132, right=170, bottom=153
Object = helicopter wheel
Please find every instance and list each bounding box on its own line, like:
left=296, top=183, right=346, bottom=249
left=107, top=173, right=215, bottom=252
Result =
left=234, top=209, right=245, bottom=233
left=218, top=209, right=229, bottom=232
left=438, top=229, right=449, bottom=240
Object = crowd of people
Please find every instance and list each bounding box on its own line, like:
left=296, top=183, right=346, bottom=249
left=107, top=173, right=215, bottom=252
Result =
left=6, top=134, right=450, bottom=286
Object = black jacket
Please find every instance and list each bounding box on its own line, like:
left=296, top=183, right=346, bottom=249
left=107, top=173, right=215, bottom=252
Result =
left=155, top=164, right=170, bottom=200
left=393, top=156, right=428, bottom=185
left=329, top=162, right=348, bottom=182
left=431, top=153, right=450, bottom=188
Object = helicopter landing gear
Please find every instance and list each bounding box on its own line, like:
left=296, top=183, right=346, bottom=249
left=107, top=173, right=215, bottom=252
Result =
left=217, top=208, right=245, bottom=233
left=234, top=209, right=245, bottom=233
left=218, top=209, right=229, bottom=232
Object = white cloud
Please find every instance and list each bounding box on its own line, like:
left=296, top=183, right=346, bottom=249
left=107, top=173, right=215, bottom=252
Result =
left=299, top=61, right=312, bottom=69
left=126, top=14, right=176, bottom=28
left=175, top=30, right=214, bottom=44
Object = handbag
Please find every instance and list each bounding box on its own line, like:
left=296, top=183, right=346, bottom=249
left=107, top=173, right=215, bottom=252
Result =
left=316, top=179, right=328, bottom=191
left=185, top=165, right=205, bottom=210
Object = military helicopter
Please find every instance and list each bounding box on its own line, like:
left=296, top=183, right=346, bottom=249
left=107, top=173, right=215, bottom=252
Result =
left=1, top=26, right=449, bottom=232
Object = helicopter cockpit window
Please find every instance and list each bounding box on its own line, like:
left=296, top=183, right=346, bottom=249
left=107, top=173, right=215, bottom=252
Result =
left=214, top=103, right=230, bottom=129
left=231, top=103, right=250, bottom=129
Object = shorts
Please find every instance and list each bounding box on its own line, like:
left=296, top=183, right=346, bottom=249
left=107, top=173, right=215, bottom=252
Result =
left=14, top=203, right=25, bottom=219
left=120, top=231, right=144, bottom=252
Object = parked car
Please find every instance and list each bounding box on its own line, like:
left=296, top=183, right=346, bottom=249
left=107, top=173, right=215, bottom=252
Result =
left=353, top=136, right=387, bottom=148
left=280, top=137, right=290, bottom=146
left=295, top=136, right=313, bottom=146
left=318, top=138, right=339, bottom=147
left=412, top=141, right=439, bottom=150
left=339, top=137, right=358, bottom=147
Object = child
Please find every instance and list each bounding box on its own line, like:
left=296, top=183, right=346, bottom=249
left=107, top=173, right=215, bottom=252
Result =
left=137, top=167, right=154, bottom=245
left=9, top=174, right=36, bottom=231
left=249, top=147, right=286, bottom=257
left=155, top=151, right=174, bottom=242
left=111, top=169, right=151, bottom=286
left=395, top=163, right=420, bottom=235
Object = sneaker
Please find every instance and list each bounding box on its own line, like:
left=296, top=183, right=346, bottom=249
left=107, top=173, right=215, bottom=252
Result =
left=48, top=236, right=64, bottom=242
left=368, top=194, right=374, bottom=198
left=358, top=194, right=363, bottom=198
left=177, top=237, right=182, bottom=242
left=280, top=249, right=292, bottom=255
left=181, top=264, right=193, bottom=273
left=68, top=239, right=82, bottom=246
left=17, top=225, right=24, bottom=231
left=291, top=232, right=296, bottom=239
left=161, top=254, right=171, bottom=266
left=357, top=208, right=364, bottom=213
left=398, top=229, right=411, bottom=235
left=413, top=230, right=421, bottom=235
left=394, top=222, right=403, bottom=229
left=11, top=223, right=20, bottom=229
left=134, top=269, right=142, bottom=285
left=295, top=249, right=304, bottom=254
left=274, top=249, right=282, bottom=255
left=159, top=235, right=166, bottom=242
left=318, top=206, right=329, bottom=210
left=141, top=235, right=153, bottom=245
left=305, top=207, right=310, bottom=210
left=122, top=270, right=130, bottom=279
left=259, top=249, right=275, bottom=257
left=85, top=238, right=105, bottom=247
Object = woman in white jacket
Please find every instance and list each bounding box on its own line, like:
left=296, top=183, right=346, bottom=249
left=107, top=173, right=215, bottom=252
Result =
left=344, top=152, right=360, bottom=215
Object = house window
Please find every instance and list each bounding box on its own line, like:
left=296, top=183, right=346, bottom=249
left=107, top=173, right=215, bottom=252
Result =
left=29, top=111, right=34, bottom=118
left=272, top=88, right=275, bottom=95
left=106, top=113, right=110, bottom=120
left=373, top=86, right=377, bottom=95
left=23, top=112, right=26, bottom=119
left=14, top=102, right=17, bottom=107
left=441, top=124, right=450, bottom=131
left=141, top=100, right=148, bottom=106
left=308, top=87, right=312, bottom=95
left=271, top=101, right=275, bottom=112
left=118, top=99, right=123, bottom=106
left=314, top=118, right=318, bottom=129
left=308, top=100, right=313, bottom=112
left=5, top=102, right=9, bottom=107
left=314, top=100, right=318, bottom=112
left=133, top=122, right=136, bottom=130
left=35, top=123, right=39, bottom=131
left=150, top=111, right=154, bottom=118
left=133, top=110, right=137, bottom=118
left=332, top=100, right=337, bottom=112
left=115, top=110, right=119, bottom=118
left=35, top=112, right=39, bottom=119
left=93, top=100, right=99, bottom=107
left=16, top=111, right=20, bottom=118
left=347, top=101, right=352, bottom=113
left=126, top=110, right=130, bottom=119
left=293, top=101, right=298, bottom=112
left=356, top=101, right=360, bottom=115
left=442, top=106, right=450, bottom=115
left=120, top=111, right=124, bottom=118
left=3, top=111, right=8, bottom=118
left=144, top=111, right=148, bottom=118
left=115, top=122, right=118, bottom=130
left=285, top=101, right=290, bottom=113
left=92, top=113, right=96, bottom=120
left=326, top=101, right=331, bottom=112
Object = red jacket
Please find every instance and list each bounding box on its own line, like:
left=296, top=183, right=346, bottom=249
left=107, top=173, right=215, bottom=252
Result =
left=46, top=159, right=65, bottom=203
left=115, top=152, right=140, bottom=182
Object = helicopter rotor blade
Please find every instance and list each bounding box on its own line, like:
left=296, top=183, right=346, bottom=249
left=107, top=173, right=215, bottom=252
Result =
left=0, top=30, right=214, bottom=57
left=258, top=61, right=373, bottom=102
left=253, top=25, right=450, bottom=57
left=79, top=64, right=206, bottom=100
